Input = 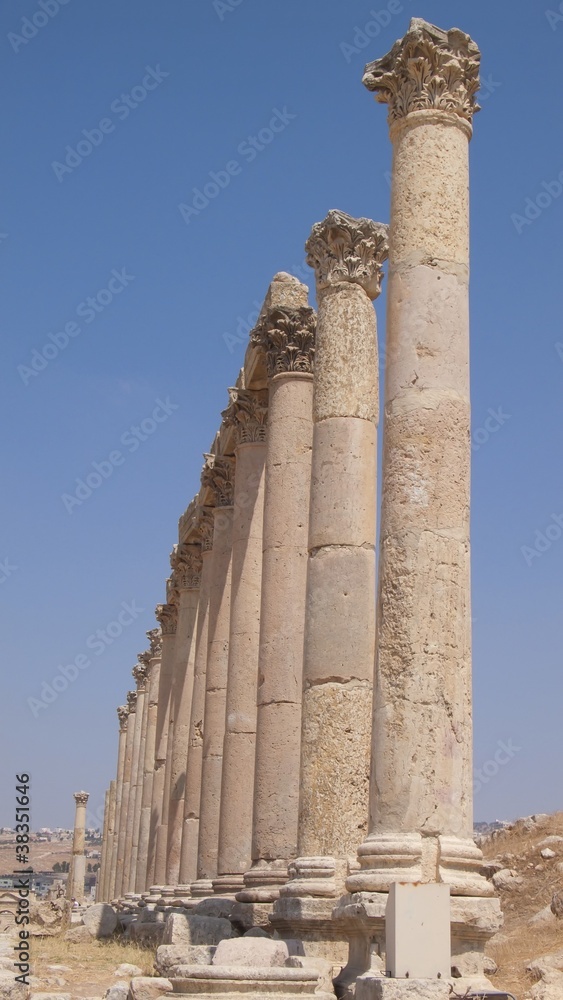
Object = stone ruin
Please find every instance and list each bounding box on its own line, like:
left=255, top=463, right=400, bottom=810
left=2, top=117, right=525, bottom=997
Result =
left=88, top=18, right=504, bottom=1000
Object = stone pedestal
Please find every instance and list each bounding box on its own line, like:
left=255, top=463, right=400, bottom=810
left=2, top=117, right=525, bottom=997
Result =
left=166, top=540, right=202, bottom=888
left=192, top=456, right=235, bottom=896
left=148, top=605, right=178, bottom=888
left=67, top=790, right=89, bottom=902
left=109, top=705, right=129, bottom=899
left=236, top=276, right=315, bottom=910
left=136, top=629, right=162, bottom=893
left=178, top=508, right=215, bottom=888
left=169, top=966, right=334, bottom=1000
left=272, top=212, right=388, bottom=957
left=339, top=18, right=501, bottom=987
left=214, top=390, right=268, bottom=895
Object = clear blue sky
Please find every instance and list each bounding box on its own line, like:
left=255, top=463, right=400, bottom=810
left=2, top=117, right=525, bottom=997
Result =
left=2, top=0, right=562, bottom=831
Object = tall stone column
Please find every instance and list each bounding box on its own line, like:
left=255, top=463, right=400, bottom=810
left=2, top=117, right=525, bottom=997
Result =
left=237, top=274, right=315, bottom=910
left=101, top=780, right=116, bottom=902
left=136, top=629, right=162, bottom=893
left=178, top=507, right=214, bottom=888
left=148, top=601, right=178, bottom=889
left=96, top=787, right=110, bottom=901
left=123, top=662, right=148, bottom=895
left=67, top=791, right=89, bottom=902
left=340, top=18, right=502, bottom=980
left=272, top=212, right=388, bottom=960
left=166, top=539, right=202, bottom=890
left=192, top=455, right=235, bottom=896
left=109, top=705, right=128, bottom=900
left=115, top=691, right=137, bottom=898
left=129, top=653, right=151, bottom=893
left=213, top=389, right=268, bottom=894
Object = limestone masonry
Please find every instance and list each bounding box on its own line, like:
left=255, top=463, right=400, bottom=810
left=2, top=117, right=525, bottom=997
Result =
left=90, top=18, right=503, bottom=1000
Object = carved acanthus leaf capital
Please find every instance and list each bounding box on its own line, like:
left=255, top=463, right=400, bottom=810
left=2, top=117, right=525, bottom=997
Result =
left=126, top=690, right=137, bottom=712
left=173, top=541, right=203, bottom=590
left=146, top=627, right=162, bottom=657
left=222, top=388, right=268, bottom=445
left=363, top=18, right=481, bottom=126
left=137, top=650, right=152, bottom=671
left=306, top=211, right=389, bottom=299
left=196, top=506, right=214, bottom=552
left=251, top=306, right=316, bottom=378
left=132, top=662, right=148, bottom=688
left=117, top=705, right=129, bottom=730
left=73, top=791, right=89, bottom=806
left=201, top=454, right=235, bottom=507
left=156, top=602, right=178, bottom=635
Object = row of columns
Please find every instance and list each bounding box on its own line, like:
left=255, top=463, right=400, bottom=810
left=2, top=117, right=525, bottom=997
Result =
left=96, top=16, right=501, bottom=981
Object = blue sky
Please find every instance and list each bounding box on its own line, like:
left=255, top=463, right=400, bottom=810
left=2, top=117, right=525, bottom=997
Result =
left=1, top=0, right=562, bottom=831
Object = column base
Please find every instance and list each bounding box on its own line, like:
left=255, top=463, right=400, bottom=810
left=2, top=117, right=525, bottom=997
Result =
left=270, top=896, right=349, bottom=965
left=347, top=835, right=494, bottom=897
left=169, top=965, right=335, bottom=1000
left=212, top=874, right=245, bottom=896
left=191, top=879, right=215, bottom=898
left=230, top=901, right=276, bottom=931
left=236, top=860, right=290, bottom=903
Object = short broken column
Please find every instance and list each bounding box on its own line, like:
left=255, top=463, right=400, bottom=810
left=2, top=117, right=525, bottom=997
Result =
left=115, top=691, right=137, bottom=898
left=340, top=18, right=502, bottom=983
left=135, top=629, right=162, bottom=893
left=272, top=211, right=388, bottom=960
left=148, top=602, right=178, bottom=890
left=237, top=274, right=316, bottom=912
left=191, top=454, right=235, bottom=896
left=67, top=790, right=89, bottom=902
left=178, top=506, right=215, bottom=889
left=213, top=388, right=268, bottom=894
left=166, top=537, right=202, bottom=889
left=108, top=705, right=129, bottom=900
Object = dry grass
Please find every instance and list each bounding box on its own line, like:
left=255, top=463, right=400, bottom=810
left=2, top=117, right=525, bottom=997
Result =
left=32, top=933, right=155, bottom=997
left=480, top=813, right=563, bottom=997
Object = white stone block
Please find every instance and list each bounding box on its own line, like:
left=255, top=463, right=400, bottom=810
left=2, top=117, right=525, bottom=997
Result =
left=385, top=883, right=450, bottom=979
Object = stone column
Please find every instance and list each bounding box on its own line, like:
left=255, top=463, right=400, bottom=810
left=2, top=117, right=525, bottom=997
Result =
left=192, top=455, right=235, bottom=896
left=136, top=629, right=163, bottom=893
left=101, top=780, right=116, bottom=902
left=178, top=507, right=214, bottom=888
left=108, top=705, right=128, bottom=900
left=67, top=791, right=89, bottom=902
left=96, top=787, right=110, bottom=901
left=129, top=653, right=151, bottom=893
left=115, top=692, right=137, bottom=898
left=212, top=389, right=268, bottom=894
left=340, top=18, right=502, bottom=981
left=123, top=662, right=148, bottom=895
left=272, top=212, right=388, bottom=960
left=166, top=539, right=202, bottom=890
left=236, top=274, right=315, bottom=911
left=147, top=604, right=177, bottom=890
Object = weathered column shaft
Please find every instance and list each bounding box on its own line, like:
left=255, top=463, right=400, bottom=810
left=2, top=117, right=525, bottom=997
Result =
left=97, top=787, right=110, bottom=902
left=238, top=275, right=315, bottom=906
left=193, top=456, right=235, bottom=895
left=178, top=509, right=214, bottom=888
left=148, top=605, right=177, bottom=889
left=108, top=706, right=128, bottom=900
left=123, top=665, right=147, bottom=893
left=115, top=693, right=137, bottom=897
left=68, top=791, right=89, bottom=901
left=166, top=541, right=202, bottom=888
left=214, top=390, right=267, bottom=892
left=101, top=780, right=116, bottom=902
left=135, top=630, right=162, bottom=893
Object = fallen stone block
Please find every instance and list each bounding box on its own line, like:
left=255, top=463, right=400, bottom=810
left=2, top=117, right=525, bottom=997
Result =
left=155, top=945, right=215, bottom=975
left=83, top=903, right=118, bottom=939
left=128, top=977, right=173, bottom=1000
left=162, top=913, right=231, bottom=947
left=212, top=937, right=289, bottom=967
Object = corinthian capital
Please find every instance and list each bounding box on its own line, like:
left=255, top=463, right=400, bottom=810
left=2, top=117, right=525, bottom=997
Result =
left=132, top=662, right=148, bottom=688
left=252, top=306, right=316, bottom=378
left=196, top=506, right=214, bottom=552
left=363, top=18, right=481, bottom=127
left=305, top=211, right=389, bottom=299
left=126, top=690, right=137, bottom=712
left=73, top=791, right=89, bottom=806
left=222, top=388, right=268, bottom=445
left=117, top=705, right=129, bottom=730
left=202, top=454, right=235, bottom=507
left=173, top=541, right=203, bottom=590
left=155, top=603, right=178, bottom=635
left=146, top=627, right=162, bottom=657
